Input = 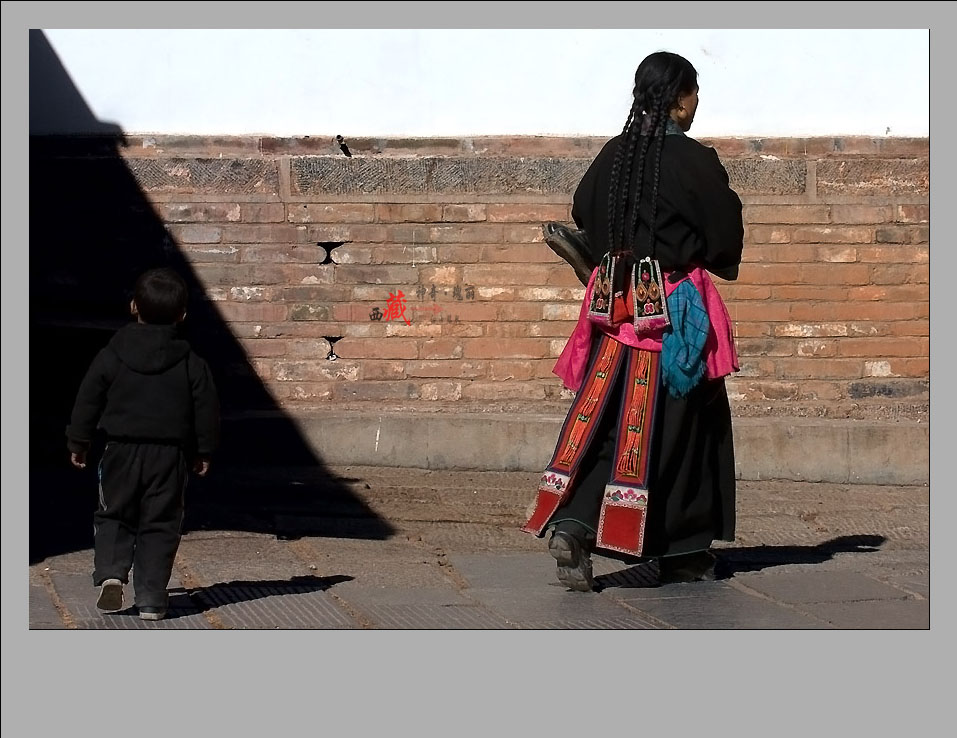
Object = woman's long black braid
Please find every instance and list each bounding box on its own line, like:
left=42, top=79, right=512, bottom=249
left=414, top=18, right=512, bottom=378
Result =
left=606, top=60, right=694, bottom=264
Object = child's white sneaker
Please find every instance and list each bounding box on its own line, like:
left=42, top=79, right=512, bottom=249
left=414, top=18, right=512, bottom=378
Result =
left=96, top=579, right=124, bottom=611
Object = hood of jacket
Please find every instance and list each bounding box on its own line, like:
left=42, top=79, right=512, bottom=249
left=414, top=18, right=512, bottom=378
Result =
left=108, top=322, right=191, bottom=374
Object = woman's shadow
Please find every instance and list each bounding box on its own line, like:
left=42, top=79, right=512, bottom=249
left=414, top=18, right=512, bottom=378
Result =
left=594, top=534, right=889, bottom=589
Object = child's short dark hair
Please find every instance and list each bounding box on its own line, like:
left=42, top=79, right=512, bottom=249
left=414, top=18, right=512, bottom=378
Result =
left=133, top=268, right=189, bottom=324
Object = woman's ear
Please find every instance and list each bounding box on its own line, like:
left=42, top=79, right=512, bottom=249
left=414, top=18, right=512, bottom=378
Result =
left=130, top=299, right=138, bottom=317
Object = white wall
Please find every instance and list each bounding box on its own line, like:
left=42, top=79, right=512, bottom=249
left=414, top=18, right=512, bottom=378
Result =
left=42, top=28, right=929, bottom=138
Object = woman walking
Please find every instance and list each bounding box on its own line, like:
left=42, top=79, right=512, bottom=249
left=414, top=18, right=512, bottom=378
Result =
left=523, top=51, right=744, bottom=590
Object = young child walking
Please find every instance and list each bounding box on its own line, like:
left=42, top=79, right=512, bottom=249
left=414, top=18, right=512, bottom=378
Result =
left=66, top=267, right=219, bottom=620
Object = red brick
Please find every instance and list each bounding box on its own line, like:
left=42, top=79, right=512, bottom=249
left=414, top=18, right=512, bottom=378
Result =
left=896, top=205, right=929, bottom=223
left=791, top=226, right=874, bottom=244
left=241, top=244, right=325, bottom=263
left=795, top=339, right=837, bottom=358
left=304, top=224, right=388, bottom=243
left=289, top=304, right=331, bottom=322
left=286, top=339, right=336, bottom=358
left=720, top=285, right=772, bottom=300
left=528, top=321, right=578, bottom=337
left=483, top=323, right=532, bottom=338
left=746, top=225, right=791, bottom=243
left=416, top=265, right=463, bottom=286
left=829, top=204, right=893, bottom=224
left=405, top=360, right=487, bottom=379
left=542, top=304, right=581, bottom=321
left=180, top=244, right=241, bottom=263
left=847, top=285, right=929, bottom=302
left=470, top=136, right=605, bottom=156
left=857, top=246, right=928, bottom=264
left=770, top=285, right=848, bottom=301
left=335, top=338, right=419, bottom=360
left=420, top=339, right=464, bottom=359
left=483, top=244, right=554, bottom=263
left=773, top=358, right=866, bottom=380
left=463, top=338, right=548, bottom=359
left=241, top=204, right=286, bottom=223
left=237, top=338, right=288, bottom=357
left=442, top=204, right=487, bottom=222
left=517, top=286, right=586, bottom=302
left=334, top=382, right=418, bottom=402
left=847, top=302, right=929, bottom=320
left=496, top=304, right=544, bottom=322
left=868, top=264, right=930, bottom=285
left=383, top=322, right=445, bottom=338
left=169, top=224, right=223, bottom=243
left=432, top=245, right=486, bottom=264
left=875, top=226, right=929, bottom=244
left=742, top=245, right=820, bottom=263
left=745, top=205, right=829, bottom=224
left=487, top=204, right=571, bottom=223
left=333, top=265, right=420, bottom=284
left=219, top=224, right=304, bottom=243
left=440, top=322, right=485, bottom=338
left=287, top=203, right=376, bottom=223
left=880, top=358, right=929, bottom=377
left=281, top=285, right=353, bottom=302
left=487, top=360, right=555, bottom=381
left=425, top=302, right=498, bottom=322
left=877, top=138, right=929, bottom=156
left=268, top=383, right=335, bottom=403
left=252, top=322, right=344, bottom=339
left=884, top=320, right=929, bottom=337
left=463, top=264, right=552, bottom=286
left=428, top=224, right=505, bottom=243
left=418, top=381, right=464, bottom=401
left=817, top=246, right=859, bottom=263
left=461, top=382, right=547, bottom=401
left=161, top=203, right=241, bottom=223
left=280, top=265, right=337, bottom=285
left=733, top=322, right=773, bottom=338
left=386, top=224, right=435, bottom=243
left=798, top=264, right=871, bottom=286
left=377, top=204, right=443, bottom=223
left=330, top=245, right=375, bottom=265
left=272, top=360, right=360, bottom=382
left=473, top=286, right=518, bottom=301
left=226, top=286, right=285, bottom=302
left=360, top=361, right=408, bottom=380
left=724, top=302, right=793, bottom=321
left=213, top=302, right=287, bottom=322
left=737, top=264, right=804, bottom=285
left=774, top=323, right=850, bottom=338
left=702, top=139, right=755, bottom=157
left=736, top=338, right=794, bottom=357
left=504, top=224, right=545, bottom=243
left=838, top=338, right=929, bottom=358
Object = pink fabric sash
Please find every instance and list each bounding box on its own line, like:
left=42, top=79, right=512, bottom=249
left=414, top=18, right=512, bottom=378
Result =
left=553, top=266, right=739, bottom=391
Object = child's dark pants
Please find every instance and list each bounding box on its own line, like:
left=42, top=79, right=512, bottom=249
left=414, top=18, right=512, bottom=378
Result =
left=93, top=442, right=188, bottom=609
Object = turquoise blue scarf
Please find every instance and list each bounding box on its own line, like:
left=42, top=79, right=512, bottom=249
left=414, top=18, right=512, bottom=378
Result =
left=661, top=280, right=709, bottom=398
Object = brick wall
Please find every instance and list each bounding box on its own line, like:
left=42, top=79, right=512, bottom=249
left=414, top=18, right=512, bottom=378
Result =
left=46, top=135, right=930, bottom=422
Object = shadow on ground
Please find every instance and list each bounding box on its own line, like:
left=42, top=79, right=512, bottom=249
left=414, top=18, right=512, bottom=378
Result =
left=592, top=535, right=889, bottom=590
left=29, top=30, right=394, bottom=564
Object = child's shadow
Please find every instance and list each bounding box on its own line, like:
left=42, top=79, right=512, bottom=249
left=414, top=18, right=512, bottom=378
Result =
left=118, top=574, right=354, bottom=620
left=594, top=534, right=888, bottom=590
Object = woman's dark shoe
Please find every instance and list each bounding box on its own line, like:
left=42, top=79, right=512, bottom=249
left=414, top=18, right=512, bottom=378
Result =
left=548, top=531, right=596, bottom=592
left=542, top=223, right=597, bottom=287
left=658, top=551, right=717, bottom=584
